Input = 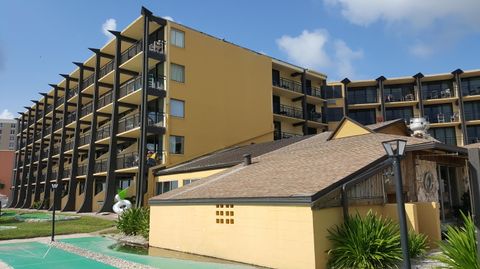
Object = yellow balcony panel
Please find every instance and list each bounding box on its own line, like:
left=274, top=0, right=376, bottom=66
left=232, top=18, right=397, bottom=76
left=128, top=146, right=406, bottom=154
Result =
left=99, top=70, right=115, bottom=85
left=306, top=95, right=325, bottom=105
left=122, top=17, right=160, bottom=40
left=97, top=103, right=130, bottom=115
left=117, top=127, right=140, bottom=138
left=463, top=95, right=480, bottom=102
left=65, top=121, right=76, bottom=129
left=118, top=89, right=143, bottom=105
left=78, top=143, right=89, bottom=150
left=466, top=120, right=480, bottom=125
left=429, top=121, right=460, bottom=128
left=76, top=175, right=87, bottom=179
left=385, top=100, right=418, bottom=108
left=423, top=97, right=457, bottom=105
left=348, top=103, right=381, bottom=109
left=57, top=103, right=65, bottom=112
left=120, top=51, right=160, bottom=74
left=80, top=112, right=94, bottom=123
left=272, top=86, right=303, bottom=99
left=95, top=137, right=110, bottom=145
left=273, top=114, right=305, bottom=124
left=82, top=83, right=95, bottom=95
left=116, top=167, right=138, bottom=174
left=68, top=94, right=78, bottom=104
left=93, top=171, right=107, bottom=177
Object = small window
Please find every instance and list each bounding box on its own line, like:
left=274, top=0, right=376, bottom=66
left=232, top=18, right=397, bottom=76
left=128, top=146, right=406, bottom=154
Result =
left=183, top=179, right=198, bottom=185
left=169, top=135, right=184, bottom=154
left=155, top=180, right=179, bottom=195
left=11, top=123, right=16, bottom=129
left=171, top=63, right=185, bottom=83
left=10, top=129, right=15, bottom=134
left=170, top=28, right=185, bottom=48
left=95, top=181, right=104, bottom=195
left=170, top=99, right=185, bottom=118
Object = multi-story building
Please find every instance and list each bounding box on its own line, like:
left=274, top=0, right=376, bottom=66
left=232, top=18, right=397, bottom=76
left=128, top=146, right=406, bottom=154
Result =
left=327, top=69, right=480, bottom=146
left=10, top=7, right=330, bottom=212
left=0, top=119, right=17, bottom=150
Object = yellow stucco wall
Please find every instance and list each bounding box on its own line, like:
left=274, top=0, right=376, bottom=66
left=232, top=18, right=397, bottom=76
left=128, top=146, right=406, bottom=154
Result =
left=149, top=204, right=317, bottom=269
left=332, top=119, right=372, bottom=139
left=165, top=22, right=274, bottom=167
left=155, top=168, right=226, bottom=186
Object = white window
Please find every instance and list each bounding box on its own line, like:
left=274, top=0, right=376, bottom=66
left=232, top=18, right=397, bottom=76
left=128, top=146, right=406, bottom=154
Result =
left=170, top=99, right=184, bottom=118
left=171, top=63, right=185, bottom=83
left=156, top=181, right=178, bottom=195
left=170, top=29, right=185, bottom=48
left=11, top=124, right=16, bottom=129
left=9, top=136, right=15, bottom=141
left=9, top=142, right=15, bottom=149
left=10, top=129, right=15, bottom=134
left=169, top=135, right=184, bottom=154
left=183, top=179, right=198, bottom=186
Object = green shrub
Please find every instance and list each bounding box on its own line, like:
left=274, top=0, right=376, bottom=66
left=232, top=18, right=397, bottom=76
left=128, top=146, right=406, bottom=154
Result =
left=408, top=231, right=428, bottom=258
left=32, top=200, right=43, bottom=209
left=435, top=212, right=480, bottom=269
left=116, top=207, right=150, bottom=238
left=327, top=211, right=402, bottom=269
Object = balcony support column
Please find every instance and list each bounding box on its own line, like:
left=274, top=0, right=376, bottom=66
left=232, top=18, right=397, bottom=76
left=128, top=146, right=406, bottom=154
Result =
left=99, top=32, right=122, bottom=212
left=79, top=52, right=101, bottom=212
left=341, top=78, right=351, bottom=117
left=453, top=69, right=468, bottom=145
left=34, top=94, right=49, bottom=203
left=45, top=86, right=60, bottom=210
left=9, top=114, right=25, bottom=207
left=301, top=70, right=308, bottom=135
left=136, top=7, right=152, bottom=207
left=15, top=108, right=32, bottom=207
left=22, top=101, right=40, bottom=208
left=414, top=73, right=425, bottom=117
left=376, top=76, right=386, bottom=122
left=63, top=66, right=84, bottom=211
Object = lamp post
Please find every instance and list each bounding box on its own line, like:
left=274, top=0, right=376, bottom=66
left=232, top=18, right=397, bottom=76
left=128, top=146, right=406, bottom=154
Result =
left=382, top=139, right=411, bottom=269
left=51, top=183, right=58, bottom=242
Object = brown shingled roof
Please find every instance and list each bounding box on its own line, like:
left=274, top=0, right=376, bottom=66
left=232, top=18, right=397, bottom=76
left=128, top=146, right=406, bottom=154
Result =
left=366, top=119, right=406, bottom=131
left=155, top=135, right=316, bottom=176
left=150, top=132, right=433, bottom=204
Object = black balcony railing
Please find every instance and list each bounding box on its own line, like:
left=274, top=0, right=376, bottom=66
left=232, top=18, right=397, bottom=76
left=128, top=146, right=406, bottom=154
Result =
left=118, top=113, right=141, bottom=133
left=77, top=164, right=88, bottom=176
left=119, top=75, right=143, bottom=99
left=54, top=120, right=63, bottom=131
left=52, top=146, right=60, bottom=156
left=273, top=77, right=302, bottom=94
left=79, top=132, right=91, bottom=146
left=67, top=86, right=79, bottom=100
left=62, top=168, right=71, bottom=179
left=83, top=73, right=95, bottom=89
left=147, top=112, right=165, bottom=127
left=51, top=170, right=58, bottom=181
left=65, top=112, right=77, bottom=125
left=306, top=86, right=323, bottom=98
left=147, top=74, right=166, bottom=90
left=99, top=60, right=114, bottom=78
left=43, top=148, right=49, bottom=158
left=274, top=104, right=303, bottom=119
left=56, top=96, right=65, bottom=107
left=96, top=124, right=111, bottom=141
left=98, top=92, right=113, bottom=109
left=80, top=102, right=93, bottom=118
left=384, top=92, right=416, bottom=102
left=425, top=113, right=459, bottom=124
left=274, top=131, right=302, bottom=140
left=94, top=158, right=108, bottom=173
left=117, top=152, right=139, bottom=170
left=308, top=111, right=323, bottom=123
left=120, top=40, right=143, bottom=65
left=65, top=139, right=74, bottom=151
left=423, top=89, right=454, bottom=100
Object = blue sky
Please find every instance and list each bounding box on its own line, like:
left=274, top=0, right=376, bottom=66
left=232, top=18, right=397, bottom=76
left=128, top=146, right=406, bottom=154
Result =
left=1, top=0, right=479, bottom=119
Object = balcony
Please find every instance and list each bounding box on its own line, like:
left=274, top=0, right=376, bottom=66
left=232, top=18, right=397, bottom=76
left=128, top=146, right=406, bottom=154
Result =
left=52, top=145, right=61, bottom=156
left=66, top=86, right=79, bottom=100
left=65, top=139, right=74, bottom=151
left=98, top=92, right=113, bottom=109
left=99, top=60, right=114, bottom=79
left=94, top=158, right=108, bottom=173
left=118, top=113, right=141, bottom=133
left=384, top=92, right=416, bottom=103
left=79, top=132, right=91, bottom=146
left=306, top=86, right=323, bottom=99
left=54, top=120, right=63, bottom=131
left=119, top=75, right=143, bottom=99
left=62, top=168, right=71, bottom=179
left=65, top=112, right=77, bottom=125
left=274, top=130, right=302, bottom=140
left=51, top=170, right=58, bottom=181
left=348, top=93, right=378, bottom=105
left=56, top=96, right=65, bottom=107
left=77, top=164, right=88, bottom=176
left=83, top=73, right=95, bottom=89
left=96, top=124, right=111, bottom=141
left=425, top=113, right=459, bottom=124
left=120, top=40, right=143, bottom=65
left=307, top=111, right=324, bottom=123
left=80, top=102, right=93, bottom=118
left=274, top=104, right=303, bottom=119
left=273, top=77, right=302, bottom=94
left=117, top=152, right=139, bottom=170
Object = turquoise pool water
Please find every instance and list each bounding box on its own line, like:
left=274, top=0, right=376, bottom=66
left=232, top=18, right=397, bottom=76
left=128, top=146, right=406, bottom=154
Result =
left=60, top=236, right=255, bottom=269
left=0, top=241, right=115, bottom=269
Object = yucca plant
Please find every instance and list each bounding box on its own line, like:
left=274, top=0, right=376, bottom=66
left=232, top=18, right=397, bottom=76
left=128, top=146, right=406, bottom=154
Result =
left=116, top=207, right=150, bottom=238
left=435, top=212, right=480, bottom=269
left=408, top=231, right=428, bottom=258
left=327, top=211, right=402, bottom=269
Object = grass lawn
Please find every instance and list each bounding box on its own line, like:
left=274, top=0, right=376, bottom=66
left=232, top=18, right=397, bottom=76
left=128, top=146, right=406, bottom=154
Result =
left=0, top=210, right=115, bottom=240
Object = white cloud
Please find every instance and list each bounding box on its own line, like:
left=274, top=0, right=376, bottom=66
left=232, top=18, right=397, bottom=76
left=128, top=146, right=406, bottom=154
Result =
left=102, top=18, right=117, bottom=39
left=325, top=0, right=480, bottom=57
left=276, top=29, right=363, bottom=79
left=162, top=16, right=174, bottom=21
left=409, top=42, right=434, bottom=58
left=0, top=109, right=14, bottom=119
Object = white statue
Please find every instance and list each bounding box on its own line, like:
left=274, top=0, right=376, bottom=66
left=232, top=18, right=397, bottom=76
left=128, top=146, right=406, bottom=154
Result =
left=112, top=194, right=132, bottom=214
left=409, top=117, right=430, bottom=138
